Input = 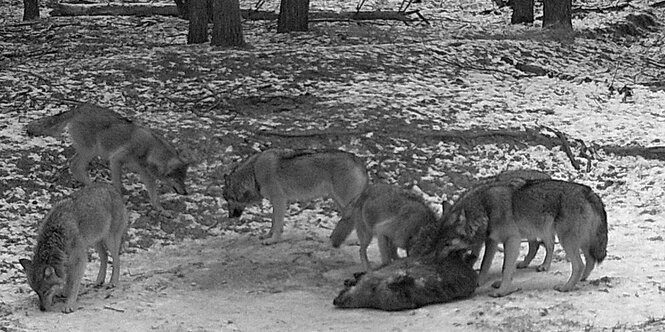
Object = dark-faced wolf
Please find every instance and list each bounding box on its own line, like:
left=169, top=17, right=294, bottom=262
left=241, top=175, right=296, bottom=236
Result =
left=223, top=149, right=369, bottom=244
left=330, top=183, right=437, bottom=271
left=333, top=250, right=477, bottom=311
left=437, top=178, right=607, bottom=297
left=26, top=103, right=190, bottom=210
left=19, top=183, right=128, bottom=313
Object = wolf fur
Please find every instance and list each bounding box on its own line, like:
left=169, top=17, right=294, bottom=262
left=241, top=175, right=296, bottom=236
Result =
left=331, top=183, right=437, bottom=271
left=333, top=250, right=477, bottom=311
left=19, top=183, right=128, bottom=313
left=438, top=179, right=608, bottom=297
left=26, top=103, right=190, bottom=210
left=223, top=149, right=369, bottom=244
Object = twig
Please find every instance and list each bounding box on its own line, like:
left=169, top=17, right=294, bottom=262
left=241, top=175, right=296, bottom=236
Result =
left=541, top=125, right=581, bottom=170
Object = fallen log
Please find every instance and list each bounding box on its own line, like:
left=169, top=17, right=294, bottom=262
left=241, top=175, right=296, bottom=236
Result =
left=50, top=3, right=419, bottom=22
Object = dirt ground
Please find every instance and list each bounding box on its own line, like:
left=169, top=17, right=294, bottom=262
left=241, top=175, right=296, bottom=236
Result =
left=2, top=200, right=664, bottom=332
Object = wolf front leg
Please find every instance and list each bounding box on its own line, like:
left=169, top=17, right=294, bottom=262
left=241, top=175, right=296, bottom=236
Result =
left=263, top=198, right=287, bottom=245
left=489, top=236, right=521, bottom=297
left=63, top=254, right=88, bottom=313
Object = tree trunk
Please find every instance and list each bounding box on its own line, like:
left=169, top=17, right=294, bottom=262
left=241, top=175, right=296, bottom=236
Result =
left=174, top=0, right=189, bottom=19
left=277, top=0, right=309, bottom=33
left=510, top=0, right=533, bottom=24
left=542, top=0, right=572, bottom=30
left=23, top=0, right=39, bottom=21
left=211, top=0, right=246, bottom=47
left=187, top=0, right=209, bottom=44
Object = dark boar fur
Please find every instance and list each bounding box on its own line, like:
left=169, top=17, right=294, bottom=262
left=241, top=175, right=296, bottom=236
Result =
left=333, top=250, right=477, bottom=311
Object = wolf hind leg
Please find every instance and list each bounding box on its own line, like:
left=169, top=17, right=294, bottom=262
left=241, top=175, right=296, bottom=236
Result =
left=94, top=242, right=108, bottom=286
left=580, top=247, right=596, bottom=281
left=555, top=238, right=584, bottom=292
left=516, top=240, right=540, bottom=269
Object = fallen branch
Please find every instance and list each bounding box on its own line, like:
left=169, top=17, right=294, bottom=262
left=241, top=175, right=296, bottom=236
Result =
left=51, top=3, right=421, bottom=22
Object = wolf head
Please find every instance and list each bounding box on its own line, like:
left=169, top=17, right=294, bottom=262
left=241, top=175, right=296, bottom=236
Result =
left=162, top=157, right=190, bottom=196
left=19, top=259, right=65, bottom=312
left=222, top=166, right=262, bottom=218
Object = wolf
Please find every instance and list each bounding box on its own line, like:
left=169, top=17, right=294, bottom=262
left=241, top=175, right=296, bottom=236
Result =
left=223, top=149, right=369, bottom=244
left=333, top=250, right=477, bottom=311
left=26, top=103, right=190, bottom=210
left=330, top=183, right=437, bottom=271
left=19, top=183, right=129, bottom=313
left=436, top=179, right=608, bottom=297
left=468, top=169, right=553, bottom=270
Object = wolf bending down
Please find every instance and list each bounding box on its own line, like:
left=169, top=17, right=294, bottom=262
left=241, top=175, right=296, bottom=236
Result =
left=26, top=103, right=190, bottom=210
left=223, top=149, right=369, bottom=244
left=330, top=183, right=438, bottom=271
left=19, top=183, right=128, bottom=313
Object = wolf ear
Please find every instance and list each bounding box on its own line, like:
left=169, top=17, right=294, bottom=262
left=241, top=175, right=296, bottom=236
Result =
left=19, top=259, right=32, bottom=274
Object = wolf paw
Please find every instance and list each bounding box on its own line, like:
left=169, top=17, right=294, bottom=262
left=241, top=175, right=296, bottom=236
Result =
left=260, top=236, right=282, bottom=245
left=489, top=286, right=521, bottom=298
left=554, top=284, right=575, bottom=292
left=516, top=261, right=529, bottom=269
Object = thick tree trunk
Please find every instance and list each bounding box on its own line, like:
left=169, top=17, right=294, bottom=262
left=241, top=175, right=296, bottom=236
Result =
left=187, top=0, right=209, bottom=44
left=174, top=0, right=189, bottom=19
left=211, top=0, right=246, bottom=47
left=510, top=0, right=533, bottom=24
left=23, top=0, right=40, bottom=21
left=542, top=0, right=572, bottom=30
left=277, top=0, right=309, bottom=33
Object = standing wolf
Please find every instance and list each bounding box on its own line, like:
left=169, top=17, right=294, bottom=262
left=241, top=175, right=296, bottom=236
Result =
left=436, top=179, right=607, bottom=297
left=330, top=183, right=437, bottom=271
left=19, top=183, right=128, bottom=313
left=223, top=149, right=369, bottom=244
left=26, top=103, right=190, bottom=210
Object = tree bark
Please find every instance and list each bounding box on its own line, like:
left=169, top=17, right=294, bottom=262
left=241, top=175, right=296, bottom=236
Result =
left=211, top=0, right=246, bottom=47
left=174, top=0, right=189, bottom=19
left=23, top=0, right=40, bottom=21
left=510, top=0, right=533, bottom=24
left=542, top=0, right=572, bottom=30
left=277, top=0, right=309, bottom=33
left=187, top=0, right=209, bottom=44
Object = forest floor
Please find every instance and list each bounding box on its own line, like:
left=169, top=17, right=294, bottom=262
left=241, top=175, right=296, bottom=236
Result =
left=1, top=0, right=665, bottom=330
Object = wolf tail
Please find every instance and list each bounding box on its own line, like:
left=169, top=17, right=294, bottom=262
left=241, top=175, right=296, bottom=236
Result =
left=330, top=215, right=356, bottom=248
left=26, top=110, right=75, bottom=137
left=586, top=190, right=608, bottom=264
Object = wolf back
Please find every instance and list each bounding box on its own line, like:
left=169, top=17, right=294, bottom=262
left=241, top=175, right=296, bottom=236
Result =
left=19, top=183, right=128, bottom=313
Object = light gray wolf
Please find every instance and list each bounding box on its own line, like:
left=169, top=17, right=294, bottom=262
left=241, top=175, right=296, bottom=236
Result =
left=333, top=249, right=477, bottom=311
left=330, top=183, right=437, bottom=271
left=26, top=103, right=190, bottom=209
left=437, top=178, right=607, bottom=297
left=19, top=183, right=128, bottom=313
left=223, top=149, right=369, bottom=244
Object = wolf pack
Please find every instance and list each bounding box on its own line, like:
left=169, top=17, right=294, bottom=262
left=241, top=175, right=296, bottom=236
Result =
left=20, top=103, right=608, bottom=313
